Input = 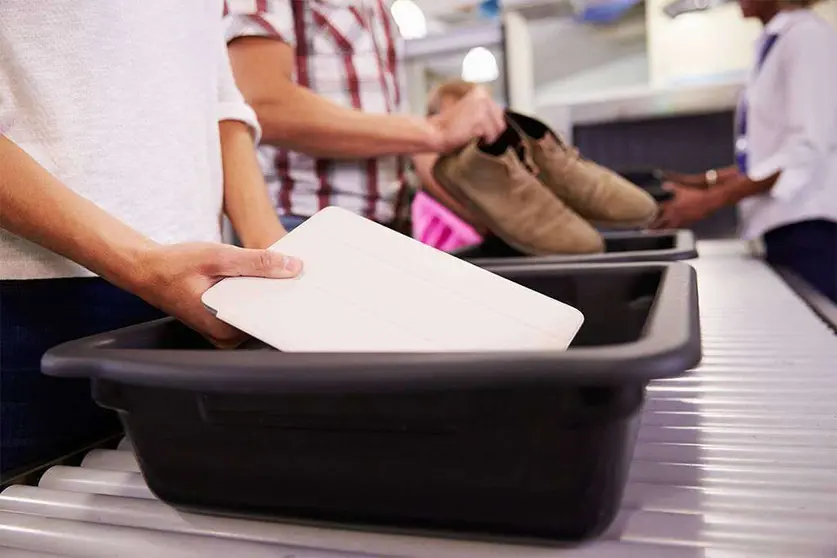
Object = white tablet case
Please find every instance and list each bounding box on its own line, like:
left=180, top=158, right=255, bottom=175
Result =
left=202, top=207, right=584, bottom=352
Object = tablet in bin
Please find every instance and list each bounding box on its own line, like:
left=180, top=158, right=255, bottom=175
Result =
left=202, top=207, right=584, bottom=352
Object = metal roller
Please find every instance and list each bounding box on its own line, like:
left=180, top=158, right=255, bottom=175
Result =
left=38, top=449, right=837, bottom=508
left=665, top=370, right=837, bottom=381
left=628, top=459, right=837, bottom=489
left=0, top=510, right=383, bottom=558
left=16, top=461, right=837, bottom=524
left=81, top=450, right=139, bottom=473
left=0, top=488, right=798, bottom=558
left=632, top=441, right=837, bottom=468
left=38, top=467, right=153, bottom=500
left=3, top=481, right=836, bottom=551
left=621, top=482, right=837, bottom=518
left=698, top=349, right=836, bottom=358
left=638, top=424, right=837, bottom=447
left=640, top=409, right=837, bottom=430
left=604, top=508, right=836, bottom=553
left=644, top=396, right=837, bottom=413
left=647, top=384, right=837, bottom=399
left=0, top=551, right=69, bottom=558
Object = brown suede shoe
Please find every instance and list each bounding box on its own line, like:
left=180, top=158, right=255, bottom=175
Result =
left=432, top=128, right=604, bottom=256
left=506, top=111, right=658, bottom=228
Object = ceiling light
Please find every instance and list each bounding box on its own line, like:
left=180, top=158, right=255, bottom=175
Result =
left=391, top=0, right=428, bottom=39
left=461, top=47, right=499, bottom=83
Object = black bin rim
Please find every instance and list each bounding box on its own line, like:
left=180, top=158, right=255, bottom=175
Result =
left=42, top=262, right=701, bottom=394
left=454, top=229, right=698, bottom=267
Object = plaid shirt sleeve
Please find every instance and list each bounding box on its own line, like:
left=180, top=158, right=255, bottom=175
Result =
left=224, top=0, right=297, bottom=46
left=395, top=39, right=409, bottom=115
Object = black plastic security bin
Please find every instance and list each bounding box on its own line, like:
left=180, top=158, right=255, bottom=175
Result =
left=42, top=262, right=701, bottom=541
left=453, top=229, right=698, bottom=267
left=617, top=168, right=673, bottom=204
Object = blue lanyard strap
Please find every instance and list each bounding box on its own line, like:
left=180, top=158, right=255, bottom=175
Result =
left=736, top=34, right=781, bottom=174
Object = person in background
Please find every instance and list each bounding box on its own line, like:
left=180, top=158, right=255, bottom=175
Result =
left=653, top=0, right=837, bottom=301
left=223, top=0, right=506, bottom=232
left=1, top=2, right=299, bottom=478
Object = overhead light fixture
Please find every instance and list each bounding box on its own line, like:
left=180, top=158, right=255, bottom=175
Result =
left=461, top=47, right=499, bottom=83
left=391, top=0, right=428, bottom=39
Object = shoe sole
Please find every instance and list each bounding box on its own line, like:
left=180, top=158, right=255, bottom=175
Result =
left=433, top=158, right=602, bottom=257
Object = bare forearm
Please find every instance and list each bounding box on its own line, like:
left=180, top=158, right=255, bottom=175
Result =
left=229, top=38, right=445, bottom=159
left=0, top=136, right=153, bottom=289
left=254, top=87, right=442, bottom=159
left=220, top=120, right=286, bottom=249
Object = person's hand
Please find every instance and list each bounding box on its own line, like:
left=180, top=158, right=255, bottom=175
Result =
left=430, top=86, right=506, bottom=152
left=660, top=170, right=707, bottom=188
left=651, top=183, right=718, bottom=230
left=133, top=242, right=302, bottom=349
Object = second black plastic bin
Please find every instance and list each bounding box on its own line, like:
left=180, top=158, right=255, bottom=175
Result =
left=42, top=262, right=701, bottom=542
left=617, top=168, right=673, bottom=204
left=453, top=229, right=698, bottom=267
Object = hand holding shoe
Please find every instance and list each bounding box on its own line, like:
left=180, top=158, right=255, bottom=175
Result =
left=430, top=86, right=506, bottom=152
left=652, top=182, right=720, bottom=230
left=133, top=243, right=302, bottom=349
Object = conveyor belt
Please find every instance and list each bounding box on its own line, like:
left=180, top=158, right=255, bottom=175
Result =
left=1, top=242, right=835, bottom=557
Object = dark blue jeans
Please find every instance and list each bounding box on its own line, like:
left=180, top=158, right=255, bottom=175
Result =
left=764, top=219, right=837, bottom=303
left=0, top=278, right=163, bottom=478
left=279, top=214, right=308, bottom=232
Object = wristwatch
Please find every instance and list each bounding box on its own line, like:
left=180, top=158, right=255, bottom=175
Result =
left=704, top=169, right=718, bottom=187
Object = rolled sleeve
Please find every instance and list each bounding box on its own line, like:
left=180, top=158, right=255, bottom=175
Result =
left=758, top=26, right=837, bottom=201
left=748, top=150, right=791, bottom=184
left=224, top=0, right=296, bottom=46
left=216, top=32, right=262, bottom=143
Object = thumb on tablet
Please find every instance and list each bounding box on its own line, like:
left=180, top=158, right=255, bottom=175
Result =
left=216, top=245, right=303, bottom=279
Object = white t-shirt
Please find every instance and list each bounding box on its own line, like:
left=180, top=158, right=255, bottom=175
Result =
left=0, top=0, right=259, bottom=279
left=738, top=9, right=837, bottom=240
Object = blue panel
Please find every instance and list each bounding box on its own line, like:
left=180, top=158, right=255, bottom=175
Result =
left=574, top=0, right=641, bottom=23
left=478, top=0, right=500, bottom=19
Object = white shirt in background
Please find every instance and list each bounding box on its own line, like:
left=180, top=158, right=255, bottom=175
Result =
left=0, top=0, right=259, bottom=279
left=738, top=9, right=837, bottom=240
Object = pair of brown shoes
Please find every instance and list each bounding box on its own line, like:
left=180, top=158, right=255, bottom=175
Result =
left=433, top=111, right=658, bottom=256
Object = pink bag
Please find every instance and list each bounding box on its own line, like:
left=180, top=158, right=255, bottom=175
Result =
left=411, top=190, right=483, bottom=252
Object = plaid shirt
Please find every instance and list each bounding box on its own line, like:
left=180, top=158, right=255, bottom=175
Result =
left=225, top=0, right=406, bottom=223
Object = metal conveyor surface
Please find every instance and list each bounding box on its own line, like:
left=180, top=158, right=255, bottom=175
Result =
left=0, top=245, right=835, bottom=557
